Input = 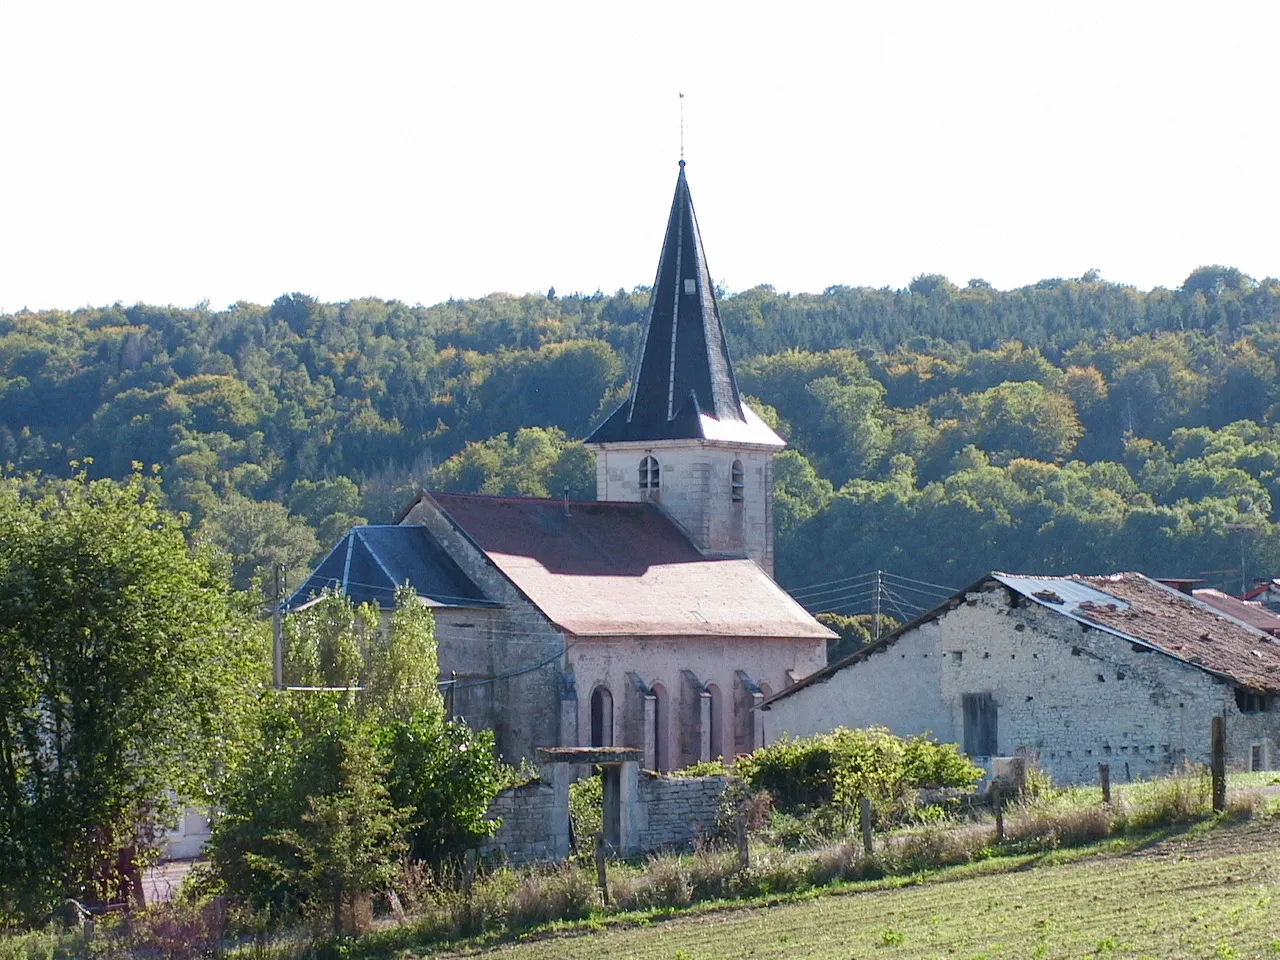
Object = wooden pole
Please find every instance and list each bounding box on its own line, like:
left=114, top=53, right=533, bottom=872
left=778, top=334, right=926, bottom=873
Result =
left=736, top=809, right=750, bottom=870
left=272, top=562, right=285, bottom=690
left=594, top=833, right=609, bottom=906
left=993, top=783, right=1004, bottom=843
left=1211, top=714, right=1226, bottom=813
left=1098, top=762, right=1111, bottom=804
left=859, top=797, right=874, bottom=856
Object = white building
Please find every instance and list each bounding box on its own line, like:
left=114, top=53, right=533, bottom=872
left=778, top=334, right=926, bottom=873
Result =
left=761, top=572, right=1280, bottom=783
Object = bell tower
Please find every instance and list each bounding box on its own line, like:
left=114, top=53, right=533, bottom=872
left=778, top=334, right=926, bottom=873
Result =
left=583, top=162, right=785, bottom=576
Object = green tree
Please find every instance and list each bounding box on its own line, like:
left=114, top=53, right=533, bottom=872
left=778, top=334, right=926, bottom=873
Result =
left=0, top=470, right=264, bottom=924
left=200, top=492, right=320, bottom=592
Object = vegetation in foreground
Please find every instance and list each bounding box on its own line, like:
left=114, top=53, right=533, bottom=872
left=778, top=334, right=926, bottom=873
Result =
left=431, top=818, right=1280, bottom=960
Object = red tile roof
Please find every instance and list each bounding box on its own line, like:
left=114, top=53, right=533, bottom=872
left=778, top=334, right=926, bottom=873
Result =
left=1192, top=588, right=1280, bottom=637
left=1068, top=574, right=1280, bottom=692
left=427, top=492, right=833, bottom=640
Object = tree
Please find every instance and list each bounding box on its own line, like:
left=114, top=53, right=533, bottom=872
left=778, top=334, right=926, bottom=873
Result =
left=0, top=470, right=264, bottom=924
left=199, top=492, right=319, bottom=592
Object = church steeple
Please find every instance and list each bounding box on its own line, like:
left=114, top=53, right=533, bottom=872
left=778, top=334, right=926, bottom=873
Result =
left=586, top=163, right=781, bottom=447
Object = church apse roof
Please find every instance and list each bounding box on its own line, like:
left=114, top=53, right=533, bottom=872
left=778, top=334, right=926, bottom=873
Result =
left=586, top=162, right=783, bottom=448
left=285, top=525, right=496, bottom=611
left=426, top=491, right=831, bottom=639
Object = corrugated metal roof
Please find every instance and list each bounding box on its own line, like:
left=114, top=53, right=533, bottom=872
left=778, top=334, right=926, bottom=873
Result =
left=286, top=525, right=496, bottom=611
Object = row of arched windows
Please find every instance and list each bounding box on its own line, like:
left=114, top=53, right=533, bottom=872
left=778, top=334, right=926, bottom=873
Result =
left=638, top=456, right=745, bottom=501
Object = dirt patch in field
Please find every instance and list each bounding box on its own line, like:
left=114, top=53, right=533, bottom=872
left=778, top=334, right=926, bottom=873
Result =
left=1118, top=815, right=1280, bottom=862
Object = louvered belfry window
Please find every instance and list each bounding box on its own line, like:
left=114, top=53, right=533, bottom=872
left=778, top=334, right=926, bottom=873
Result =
left=731, top=459, right=745, bottom=503
left=639, top=456, right=660, bottom=493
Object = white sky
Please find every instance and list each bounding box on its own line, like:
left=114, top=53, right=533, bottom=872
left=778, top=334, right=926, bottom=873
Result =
left=2, top=0, right=1277, bottom=314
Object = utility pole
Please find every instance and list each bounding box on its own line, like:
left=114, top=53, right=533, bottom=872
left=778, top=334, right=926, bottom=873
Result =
left=872, top=569, right=882, bottom=642
left=272, top=562, right=285, bottom=691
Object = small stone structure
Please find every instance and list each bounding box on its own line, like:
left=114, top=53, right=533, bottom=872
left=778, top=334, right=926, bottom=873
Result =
left=478, top=746, right=728, bottom=865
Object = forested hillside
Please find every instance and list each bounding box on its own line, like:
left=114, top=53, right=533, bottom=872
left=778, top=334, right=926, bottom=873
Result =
left=3, top=265, right=1279, bottom=608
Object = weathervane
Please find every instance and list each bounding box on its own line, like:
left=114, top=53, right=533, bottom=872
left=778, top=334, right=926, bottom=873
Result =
left=679, top=92, right=685, bottom=162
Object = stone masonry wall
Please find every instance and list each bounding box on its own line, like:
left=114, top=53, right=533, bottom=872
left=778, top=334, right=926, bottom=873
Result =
left=591, top=440, right=775, bottom=576
left=635, top=773, right=727, bottom=851
left=767, top=582, right=1280, bottom=784
left=477, top=781, right=561, bottom=866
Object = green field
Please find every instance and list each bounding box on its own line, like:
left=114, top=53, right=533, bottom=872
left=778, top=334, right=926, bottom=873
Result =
left=438, top=821, right=1280, bottom=960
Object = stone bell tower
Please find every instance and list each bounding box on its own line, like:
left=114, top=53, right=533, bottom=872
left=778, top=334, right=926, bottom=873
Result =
left=583, top=161, right=785, bottom=576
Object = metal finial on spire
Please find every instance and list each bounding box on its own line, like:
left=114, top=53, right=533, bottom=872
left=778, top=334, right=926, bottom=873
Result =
left=679, top=92, right=685, bottom=162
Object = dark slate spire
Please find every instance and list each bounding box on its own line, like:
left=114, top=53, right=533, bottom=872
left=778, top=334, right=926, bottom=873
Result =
left=587, top=163, right=781, bottom=446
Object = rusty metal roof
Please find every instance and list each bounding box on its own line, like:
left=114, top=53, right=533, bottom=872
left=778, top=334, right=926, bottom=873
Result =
left=998, top=572, right=1280, bottom=692
left=586, top=162, right=783, bottom=448
left=427, top=491, right=832, bottom=640
left=764, top=570, right=1280, bottom=707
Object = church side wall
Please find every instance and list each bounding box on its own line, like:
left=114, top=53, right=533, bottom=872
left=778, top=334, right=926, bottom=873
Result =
left=401, top=500, right=566, bottom=764
left=571, top=634, right=826, bottom=768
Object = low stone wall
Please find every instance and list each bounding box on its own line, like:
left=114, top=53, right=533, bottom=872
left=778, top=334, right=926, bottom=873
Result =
left=635, top=773, right=727, bottom=851
left=477, top=779, right=565, bottom=866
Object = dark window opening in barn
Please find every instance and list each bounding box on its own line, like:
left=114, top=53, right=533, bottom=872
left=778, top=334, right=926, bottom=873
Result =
left=731, top=459, right=745, bottom=503
left=590, top=685, right=614, bottom=746
left=962, top=693, right=998, bottom=756
left=1235, top=689, right=1271, bottom=714
left=1251, top=743, right=1266, bottom=771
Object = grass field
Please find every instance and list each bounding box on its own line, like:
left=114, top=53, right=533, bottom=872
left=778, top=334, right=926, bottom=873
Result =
left=436, top=820, right=1280, bottom=960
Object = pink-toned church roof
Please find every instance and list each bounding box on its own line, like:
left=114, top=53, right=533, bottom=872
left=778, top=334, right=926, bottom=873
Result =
left=427, top=492, right=833, bottom=640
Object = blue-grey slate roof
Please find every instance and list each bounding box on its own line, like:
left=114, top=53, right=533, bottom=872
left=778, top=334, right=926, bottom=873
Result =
left=286, top=525, right=496, bottom=611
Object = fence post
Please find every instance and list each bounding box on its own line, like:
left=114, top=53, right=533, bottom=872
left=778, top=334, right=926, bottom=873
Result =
left=993, top=783, right=1004, bottom=843
left=736, top=808, right=750, bottom=870
left=1211, top=714, right=1226, bottom=813
left=859, top=797, right=874, bottom=856
left=463, top=848, right=476, bottom=929
left=594, top=833, right=610, bottom=907
left=1098, top=763, right=1111, bottom=804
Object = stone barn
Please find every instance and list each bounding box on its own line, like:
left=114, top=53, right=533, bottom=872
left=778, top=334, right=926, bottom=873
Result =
left=761, top=572, right=1280, bottom=783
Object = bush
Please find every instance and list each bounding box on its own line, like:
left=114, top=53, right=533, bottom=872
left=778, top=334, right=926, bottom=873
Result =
left=736, top=727, right=983, bottom=825
left=506, top=866, right=595, bottom=928
left=568, top=774, right=603, bottom=856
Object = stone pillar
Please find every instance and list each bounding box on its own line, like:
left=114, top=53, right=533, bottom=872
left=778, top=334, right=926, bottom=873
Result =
left=617, top=760, right=641, bottom=856
left=540, top=761, right=571, bottom=861
left=699, top=690, right=712, bottom=763
left=558, top=671, right=578, bottom=747
left=643, top=695, right=657, bottom=770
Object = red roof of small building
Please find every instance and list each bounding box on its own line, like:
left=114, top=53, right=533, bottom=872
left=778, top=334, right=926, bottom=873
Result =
left=1192, top=588, right=1280, bottom=638
left=426, top=492, right=833, bottom=640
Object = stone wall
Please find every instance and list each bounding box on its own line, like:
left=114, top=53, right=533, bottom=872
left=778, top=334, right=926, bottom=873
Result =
left=402, top=497, right=569, bottom=763
left=765, top=582, right=1280, bottom=784
left=635, top=773, right=727, bottom=851
left=590, top=440, right=775, bottom=576
left=477, top=778, right=567, bottom=866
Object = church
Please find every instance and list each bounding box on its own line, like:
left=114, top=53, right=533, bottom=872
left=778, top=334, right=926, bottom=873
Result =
left=287, top=162, right=834, bottom=768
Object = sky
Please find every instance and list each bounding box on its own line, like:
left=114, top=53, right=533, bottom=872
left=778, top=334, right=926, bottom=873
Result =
left=2, top=0, right=1278, bottom=314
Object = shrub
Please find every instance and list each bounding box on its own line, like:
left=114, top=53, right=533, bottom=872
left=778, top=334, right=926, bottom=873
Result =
left=568, top=775, right=603, bottom=856
left=736, top=727, right=983, bottom=825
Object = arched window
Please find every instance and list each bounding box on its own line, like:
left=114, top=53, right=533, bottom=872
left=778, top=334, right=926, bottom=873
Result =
left=639, top=456, right=660, bottom=494
left=590, top=685, right=614, bottom=747
left=731, top=459, right=745, bottom=502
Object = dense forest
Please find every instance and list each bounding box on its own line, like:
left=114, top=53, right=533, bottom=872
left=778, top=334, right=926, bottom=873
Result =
left=3, top=264, right=1280, bottom=616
